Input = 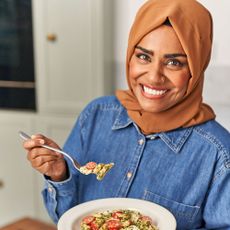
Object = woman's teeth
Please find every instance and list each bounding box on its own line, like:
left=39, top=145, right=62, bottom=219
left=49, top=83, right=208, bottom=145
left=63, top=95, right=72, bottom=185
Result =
left=143, top=86, right=167, bottom=96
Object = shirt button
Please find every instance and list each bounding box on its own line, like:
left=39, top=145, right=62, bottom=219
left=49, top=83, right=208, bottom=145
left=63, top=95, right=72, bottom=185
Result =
left=138, top=139, right=144, bottom=145
left=127, top=172, right=132, bottom=179
left=48, top=187, right=53, bottom=193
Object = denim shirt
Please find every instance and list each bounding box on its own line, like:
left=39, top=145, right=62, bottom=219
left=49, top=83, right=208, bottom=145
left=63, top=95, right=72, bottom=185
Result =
left=42, top=96, right=230, bottom=229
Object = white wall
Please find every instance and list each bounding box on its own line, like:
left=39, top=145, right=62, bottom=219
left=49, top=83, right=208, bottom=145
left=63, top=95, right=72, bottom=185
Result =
left=113, top=0, right=230, bottom=130
left=199, top=0, right=230, bottom=130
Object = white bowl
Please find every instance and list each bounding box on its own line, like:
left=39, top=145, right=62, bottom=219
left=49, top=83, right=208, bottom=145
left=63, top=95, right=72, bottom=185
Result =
left=57, top=198, right=176, bottom=230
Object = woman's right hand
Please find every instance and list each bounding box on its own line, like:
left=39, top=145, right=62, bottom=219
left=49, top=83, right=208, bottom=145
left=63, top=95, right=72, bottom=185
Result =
left=22, top=134, right=68, bottom=182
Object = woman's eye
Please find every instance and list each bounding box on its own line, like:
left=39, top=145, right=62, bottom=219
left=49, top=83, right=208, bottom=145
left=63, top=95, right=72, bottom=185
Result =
left=136, top=53, right=151, bottom=63
left=168, top=59, right=182, bottom=66
left=166, top=59, right=186, bottom=69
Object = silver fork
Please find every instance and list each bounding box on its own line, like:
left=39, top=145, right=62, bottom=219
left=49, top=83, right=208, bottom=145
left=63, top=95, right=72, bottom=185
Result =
left=19, top=131, right=82, bottom=172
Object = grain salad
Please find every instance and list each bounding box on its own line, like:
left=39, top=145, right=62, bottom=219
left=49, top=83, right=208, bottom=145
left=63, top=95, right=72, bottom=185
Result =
left=80, top=209, right=158, bottom=230
left=79, top=161, right=114, bottom=180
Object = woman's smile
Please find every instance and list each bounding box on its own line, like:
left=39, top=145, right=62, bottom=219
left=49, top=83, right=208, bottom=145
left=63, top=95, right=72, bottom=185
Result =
left=141, top=84, right=168, bottom=98
left=129, top=24, right=190, bottom=113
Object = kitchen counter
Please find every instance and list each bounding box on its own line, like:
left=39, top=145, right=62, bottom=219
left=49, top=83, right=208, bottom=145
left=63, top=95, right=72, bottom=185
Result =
left=0, top=217, right=56, bottom=230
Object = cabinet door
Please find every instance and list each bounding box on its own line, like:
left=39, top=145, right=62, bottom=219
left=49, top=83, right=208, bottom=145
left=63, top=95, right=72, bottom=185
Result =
left=33, top=0, right=110, bottom=115
left=0, top=113, right=35, bottom=226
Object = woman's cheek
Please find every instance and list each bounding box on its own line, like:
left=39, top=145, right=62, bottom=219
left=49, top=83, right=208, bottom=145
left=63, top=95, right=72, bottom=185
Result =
left=129, top=60, right=142, bottom=81
left=128, top=62, right=137, bottom=87
left=170, top=72, right=190, bottom=91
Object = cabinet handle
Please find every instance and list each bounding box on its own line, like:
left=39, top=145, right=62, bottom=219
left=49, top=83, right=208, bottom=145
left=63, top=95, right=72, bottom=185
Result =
left=0, top=180, right=4, bottom=189
left=0, top=80, right=35, bottom=89
left=47, top=33, right=57, bottom=42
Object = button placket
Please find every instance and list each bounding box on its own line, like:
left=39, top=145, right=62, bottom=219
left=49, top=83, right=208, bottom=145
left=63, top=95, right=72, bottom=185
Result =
left=116, top=136, right=146, bottom=197
left=126, top=137, right=145, bottom=181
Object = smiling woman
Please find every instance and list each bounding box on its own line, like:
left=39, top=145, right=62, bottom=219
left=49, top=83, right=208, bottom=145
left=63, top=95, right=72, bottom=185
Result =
left=21, top=0, right=230, bottom=229
left=116, top=0, right=215, bottom=134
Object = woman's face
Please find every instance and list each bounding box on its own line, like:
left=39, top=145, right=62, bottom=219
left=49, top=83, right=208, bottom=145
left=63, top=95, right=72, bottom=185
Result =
left=129, top=25, right=191, bottom=113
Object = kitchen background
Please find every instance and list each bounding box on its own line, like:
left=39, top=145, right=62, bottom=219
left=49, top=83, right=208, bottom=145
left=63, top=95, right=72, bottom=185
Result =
left=0, top=0, right=229, bottom=227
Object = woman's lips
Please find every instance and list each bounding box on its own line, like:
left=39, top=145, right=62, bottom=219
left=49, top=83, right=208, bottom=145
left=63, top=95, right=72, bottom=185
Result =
left=141, top=84, right=168, bottom=98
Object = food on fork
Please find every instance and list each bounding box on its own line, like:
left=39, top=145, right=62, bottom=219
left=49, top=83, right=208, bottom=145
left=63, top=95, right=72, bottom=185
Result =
left=80, top=209, right=158, bottom=230
left=80, top=161, right=114, bottom=180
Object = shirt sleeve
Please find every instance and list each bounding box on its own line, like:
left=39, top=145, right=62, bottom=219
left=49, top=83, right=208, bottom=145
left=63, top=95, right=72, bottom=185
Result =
left=42, top=172, right=79, bottom=224
left=202, top=161, right=230, bottom=229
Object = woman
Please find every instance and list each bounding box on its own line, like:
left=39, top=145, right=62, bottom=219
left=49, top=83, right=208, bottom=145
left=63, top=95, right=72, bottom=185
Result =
left=23, top=0, right=230, bottom=229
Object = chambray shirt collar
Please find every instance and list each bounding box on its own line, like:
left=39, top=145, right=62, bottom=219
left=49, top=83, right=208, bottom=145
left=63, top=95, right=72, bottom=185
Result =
left=112, top=106, right=133, bottom=130
left=112, top=106, right=193, bottom=154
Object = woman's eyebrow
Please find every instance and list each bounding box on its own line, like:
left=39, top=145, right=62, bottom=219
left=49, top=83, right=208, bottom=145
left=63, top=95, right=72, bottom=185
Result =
left=135, top=46, right=187, bottom=59
left=135, top=46, right=153, bottom=55
left=164, top=53, right=187, bottom=58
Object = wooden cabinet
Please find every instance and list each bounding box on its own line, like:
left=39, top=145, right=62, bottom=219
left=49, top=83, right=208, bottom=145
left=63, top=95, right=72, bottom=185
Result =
left=0, top=112, right=35, bottom=226
left=0, top=0, right=113, bottom=226
left=33, top=0, right=113, bottom=115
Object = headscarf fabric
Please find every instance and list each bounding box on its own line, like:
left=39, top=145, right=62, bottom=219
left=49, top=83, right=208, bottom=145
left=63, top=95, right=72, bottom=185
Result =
left=116, top=0, right=215, bottom=134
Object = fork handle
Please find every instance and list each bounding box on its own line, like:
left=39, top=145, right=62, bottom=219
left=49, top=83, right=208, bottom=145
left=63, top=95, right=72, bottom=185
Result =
left=19, top=131, right=81, bottom=170
left=40, top=144, right=81, bottom=169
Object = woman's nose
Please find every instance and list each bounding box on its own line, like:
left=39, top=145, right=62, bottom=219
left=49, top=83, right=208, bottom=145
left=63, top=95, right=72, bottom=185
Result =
left=147, top=62, right=165, bottom=83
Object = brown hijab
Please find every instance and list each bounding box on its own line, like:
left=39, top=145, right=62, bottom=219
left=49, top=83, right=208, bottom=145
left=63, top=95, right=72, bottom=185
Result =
left=116, top=0, right=215, bottom=134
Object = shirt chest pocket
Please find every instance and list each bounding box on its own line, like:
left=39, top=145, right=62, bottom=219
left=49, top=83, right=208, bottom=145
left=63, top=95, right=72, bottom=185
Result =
left=143, top=190, right=200, bottom=229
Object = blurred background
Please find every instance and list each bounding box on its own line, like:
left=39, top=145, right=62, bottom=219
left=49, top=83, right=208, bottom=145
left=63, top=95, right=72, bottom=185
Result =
left=0, top=0, right=229, bottom=227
